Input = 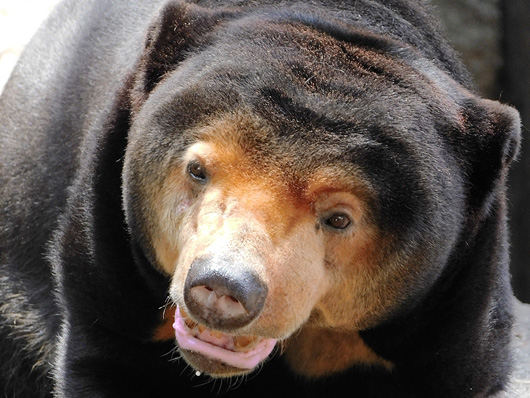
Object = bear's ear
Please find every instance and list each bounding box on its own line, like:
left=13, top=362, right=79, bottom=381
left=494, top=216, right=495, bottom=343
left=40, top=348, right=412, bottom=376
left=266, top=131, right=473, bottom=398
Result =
left=459, top=97, right=521, bottom=211
left=476, top=98, right=521, bottom=167
left=130, top=1, right=237, bottom=111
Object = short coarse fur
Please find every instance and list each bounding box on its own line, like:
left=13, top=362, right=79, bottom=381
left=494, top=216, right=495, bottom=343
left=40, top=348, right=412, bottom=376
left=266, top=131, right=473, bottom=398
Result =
left=0, top=0, right=520, bottom=397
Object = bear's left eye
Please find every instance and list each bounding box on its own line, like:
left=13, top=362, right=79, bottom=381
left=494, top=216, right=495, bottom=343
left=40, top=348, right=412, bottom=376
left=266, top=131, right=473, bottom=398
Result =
left=323, top=213, right=352, bottom=230
left=187, top=161, right=208, bottom=183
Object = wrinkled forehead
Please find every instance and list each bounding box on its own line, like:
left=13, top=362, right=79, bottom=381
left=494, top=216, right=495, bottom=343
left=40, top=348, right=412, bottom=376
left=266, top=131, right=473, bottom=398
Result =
left=181, top=110, right=373, bottom=199
left=145, top=47, right=430, bottom=166
left=144, top=13, right=441, bottom=135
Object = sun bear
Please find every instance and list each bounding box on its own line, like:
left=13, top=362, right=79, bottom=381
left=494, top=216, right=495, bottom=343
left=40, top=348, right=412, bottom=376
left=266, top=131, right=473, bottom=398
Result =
left=0, top=0, right=521, bottom=397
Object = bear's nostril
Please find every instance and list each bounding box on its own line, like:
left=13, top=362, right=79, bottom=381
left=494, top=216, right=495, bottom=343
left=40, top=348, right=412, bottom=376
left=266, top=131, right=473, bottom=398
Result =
left=184, top=256, right=268, bottom=330
left=217, top=293, right=247, bottom=317
left=189, top=285, right=248, bottom=319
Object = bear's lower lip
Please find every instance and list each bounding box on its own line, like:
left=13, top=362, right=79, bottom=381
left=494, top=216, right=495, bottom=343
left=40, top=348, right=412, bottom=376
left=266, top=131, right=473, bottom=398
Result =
left=173, top=306, right=277, bottom=371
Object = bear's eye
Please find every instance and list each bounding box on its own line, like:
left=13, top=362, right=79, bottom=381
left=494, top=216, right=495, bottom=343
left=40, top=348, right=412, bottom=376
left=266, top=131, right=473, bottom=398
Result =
left=187, top=161, right=207, bottom=183
left=324, top=213, right=352, bottom=230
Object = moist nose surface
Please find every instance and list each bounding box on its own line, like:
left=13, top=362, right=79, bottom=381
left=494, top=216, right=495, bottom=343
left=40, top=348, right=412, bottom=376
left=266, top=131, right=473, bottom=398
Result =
left=184, top=256, right=268, bottom=329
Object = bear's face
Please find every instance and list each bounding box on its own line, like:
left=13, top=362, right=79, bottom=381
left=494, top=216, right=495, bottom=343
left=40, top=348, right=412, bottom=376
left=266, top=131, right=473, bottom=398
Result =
left=132, top=109, right=412, bottom=377
left=121, top=11, right=517, bottom=377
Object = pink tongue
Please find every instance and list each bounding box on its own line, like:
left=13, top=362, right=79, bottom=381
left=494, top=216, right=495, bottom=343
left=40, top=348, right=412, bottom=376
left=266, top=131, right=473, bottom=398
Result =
left=173, top=307, right=277, bottom=370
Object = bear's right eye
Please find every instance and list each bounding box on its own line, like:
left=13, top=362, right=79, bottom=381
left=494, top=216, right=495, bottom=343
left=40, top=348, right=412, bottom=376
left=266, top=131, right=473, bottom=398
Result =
left=187, top=161, right=208, bottom=183
left=323, top=213, right=352, bottom=230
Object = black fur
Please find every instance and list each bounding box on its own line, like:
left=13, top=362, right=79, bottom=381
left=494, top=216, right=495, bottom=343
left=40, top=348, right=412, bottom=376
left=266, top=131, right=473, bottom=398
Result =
left=0, top=0, right=520, bottom=397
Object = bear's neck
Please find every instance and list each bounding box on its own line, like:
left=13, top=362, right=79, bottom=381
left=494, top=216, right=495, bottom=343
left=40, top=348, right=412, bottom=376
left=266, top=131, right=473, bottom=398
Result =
left=359, top=201, right=514, bottom=396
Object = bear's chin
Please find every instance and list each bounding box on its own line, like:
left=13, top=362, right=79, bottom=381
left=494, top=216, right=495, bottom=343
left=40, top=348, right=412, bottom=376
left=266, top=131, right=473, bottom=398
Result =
left=179, top=350, right=255, bottom=378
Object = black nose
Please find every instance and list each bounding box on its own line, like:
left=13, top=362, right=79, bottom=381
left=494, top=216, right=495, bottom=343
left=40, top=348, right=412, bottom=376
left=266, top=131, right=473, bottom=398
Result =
left=183, top=256, right=268, bottom=330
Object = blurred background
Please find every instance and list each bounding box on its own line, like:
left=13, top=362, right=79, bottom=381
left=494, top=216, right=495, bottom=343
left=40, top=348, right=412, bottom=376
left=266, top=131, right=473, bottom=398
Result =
left=0, top=0, right=60, bottom=92
left=1, top=0, right=528, bottom=303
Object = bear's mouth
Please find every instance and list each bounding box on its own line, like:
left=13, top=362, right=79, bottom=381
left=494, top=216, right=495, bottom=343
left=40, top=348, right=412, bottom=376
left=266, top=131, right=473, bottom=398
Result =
left=173, top=306, right=277, bottom=371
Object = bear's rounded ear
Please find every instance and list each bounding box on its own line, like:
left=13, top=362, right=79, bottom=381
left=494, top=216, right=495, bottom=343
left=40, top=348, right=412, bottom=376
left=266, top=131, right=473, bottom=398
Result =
left=458, top=97, right=521, bottom=212
left=130, top=1, right=237, bottom=112
left=477, top=98, right=521, bottom=168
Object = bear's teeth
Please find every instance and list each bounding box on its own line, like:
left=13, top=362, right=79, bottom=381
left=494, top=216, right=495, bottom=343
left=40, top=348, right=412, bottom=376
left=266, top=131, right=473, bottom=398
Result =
left=178, top=306, right=262, bottom=353
left=233, top=335, right=261, bottom=352
left=209, top=329, right=225, bottom=339
left=184, top=317, right=198, bottom=330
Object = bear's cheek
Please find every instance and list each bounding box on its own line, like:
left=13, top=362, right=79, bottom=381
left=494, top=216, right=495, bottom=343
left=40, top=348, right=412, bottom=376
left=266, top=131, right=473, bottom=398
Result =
left=144, top=163, right=199, bottom=276
left=308, top=228, right=403, bottom=331
left=149, top=197, right=193, bottom=276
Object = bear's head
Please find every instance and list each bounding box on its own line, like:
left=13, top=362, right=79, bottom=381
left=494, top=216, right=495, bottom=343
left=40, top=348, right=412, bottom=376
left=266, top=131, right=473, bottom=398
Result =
left=122, top=1, right=520, bottom=378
